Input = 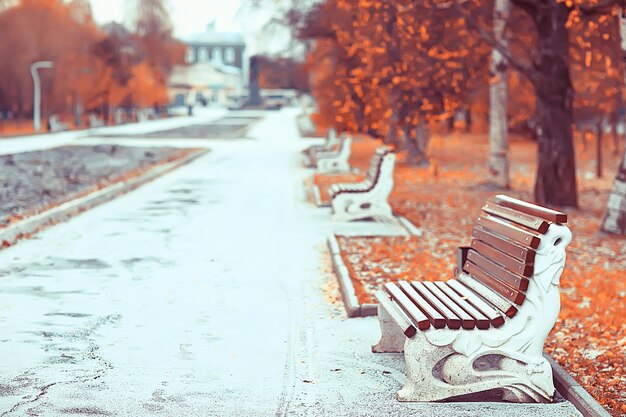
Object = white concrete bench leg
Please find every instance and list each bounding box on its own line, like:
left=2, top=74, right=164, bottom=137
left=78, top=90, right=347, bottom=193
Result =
left=371, top=301, right=406, bottom=353
left=398, top=333, right=554, bottom=402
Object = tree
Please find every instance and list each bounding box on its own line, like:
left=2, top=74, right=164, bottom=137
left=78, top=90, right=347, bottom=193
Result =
left=488, top=0, right=511, bottom=189
left=602, top=2, right=626, bottom=235
left=134, top=0, right=184, bottom=81
left=296, top=0, right=489, bottom=165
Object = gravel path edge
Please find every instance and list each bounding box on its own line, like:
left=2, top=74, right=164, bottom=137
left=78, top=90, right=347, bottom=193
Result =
left=0, top=149, right=208, bottom=249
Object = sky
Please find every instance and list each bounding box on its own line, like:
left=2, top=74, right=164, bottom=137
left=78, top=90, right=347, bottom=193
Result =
left=88, top=0, right=291, bottom=55
left=89, top=0, right=244, bottom=38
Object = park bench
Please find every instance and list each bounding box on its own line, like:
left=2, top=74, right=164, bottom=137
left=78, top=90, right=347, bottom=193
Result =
left=88, top=113, right=105, bottom=128
left=113, top=108, right=128, bottom=125
left=48, top=115, right=69, bottom=132
left=315, top=134, right=352, bottom=173
left=330, top=147, right=396, bottom=222
left=372, top=195, right=572, bottom=404
left=302, top=128, right=339, bottom=168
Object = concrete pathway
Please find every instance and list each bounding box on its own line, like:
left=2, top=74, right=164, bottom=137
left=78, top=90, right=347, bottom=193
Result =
left=0, top=109, right=581, bottom=416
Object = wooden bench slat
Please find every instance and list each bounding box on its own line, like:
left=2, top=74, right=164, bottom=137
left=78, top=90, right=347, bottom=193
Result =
left=467, top=250, right=530, bottom=291
left=464, top=260, right=526, bottom=305
left=493, top=194, right=567, bottom=223
left=398, top=281, right=447, bottom=329
left=411, top=281, right=462, bottom=329
left=447, top=279, right=505, bottom=327
left=482, top=202, right=550, bottom=233
left=470, top=240, right=534, bottom=277
left=471, top=227, right=536, bottom=263
left=423, top=281, right=476, bottom=329
left=433, top=281, right=490, bottom=329
left=383, top=282, right=430, bottom=331
left=457, top=273, right=518, bottom=318
left=476, top=215, right=541, bottom=249
left=375, top=290, right=417, bottom=338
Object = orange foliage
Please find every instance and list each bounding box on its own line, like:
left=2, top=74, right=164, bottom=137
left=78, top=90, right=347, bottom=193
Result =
left=301, top=0, right=489, bottom=141
left=0, top=0, right=182, bottom=128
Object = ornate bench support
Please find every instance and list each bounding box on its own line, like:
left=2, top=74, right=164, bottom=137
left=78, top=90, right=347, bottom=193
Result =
left=332, top=153, right=395, bottom=222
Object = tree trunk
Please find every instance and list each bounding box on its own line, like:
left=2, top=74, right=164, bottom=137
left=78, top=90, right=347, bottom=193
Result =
left=447, top=114, right=455, bottom=132
left=611, top=106, right=620, bottom=156
left=525, top=2, right=578, bottom=207
left=596, top=120, right=603, bottom=179
left=488, top=0, right=511, bottom=189
left=405, top=123, right=431, bottom=166
left=464, top=107, right=472, bottom=132
left=601, top=10, right=626, bottom=234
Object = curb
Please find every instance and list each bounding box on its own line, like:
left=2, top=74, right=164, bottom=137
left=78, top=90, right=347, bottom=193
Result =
left=545, top=355, right=611, bottom=417
left=0, top=149, right=208, bottom=248
left=327, top=234, right=361, bottom=317
left=327, top=234, right=377, bottom=317
left=313, top=184, right=330, bottom=207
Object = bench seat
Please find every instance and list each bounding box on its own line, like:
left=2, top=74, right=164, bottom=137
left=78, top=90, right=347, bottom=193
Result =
left=372, top=195, right=572, bottom=403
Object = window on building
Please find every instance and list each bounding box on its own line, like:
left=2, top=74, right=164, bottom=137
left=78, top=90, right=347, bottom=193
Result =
left=198, top=47, right=209, bottom=62
left=186, top=47, right=195, bottom=64
left=224, top=47, right=235, bottom=64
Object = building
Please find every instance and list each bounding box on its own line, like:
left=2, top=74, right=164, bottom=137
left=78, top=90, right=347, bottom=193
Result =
left=169, top=25, right=247, bottom=107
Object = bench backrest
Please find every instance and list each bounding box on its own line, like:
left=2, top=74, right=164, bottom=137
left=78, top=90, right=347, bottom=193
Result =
left=326, top=128, right=337, bottom=146
left=460, top=195, right=568, bottom=320
left=365, top=147, right=392, bottom=181
left=335, top=134, right=351, bottom=157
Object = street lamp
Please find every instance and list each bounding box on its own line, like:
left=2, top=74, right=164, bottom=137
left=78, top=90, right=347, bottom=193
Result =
left=30, top=61, right=54, bottom=132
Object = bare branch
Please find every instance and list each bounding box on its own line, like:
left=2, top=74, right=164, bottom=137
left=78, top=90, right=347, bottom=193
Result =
left=578, top=0, right=615, bottom=16
left=450, top=1, right=536, bottom=82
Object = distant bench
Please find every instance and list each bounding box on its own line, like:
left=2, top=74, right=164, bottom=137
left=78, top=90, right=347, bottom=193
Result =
left=303, top=128, right=338, bottom=167
left=314, top=134, right=352, bottom=173
left=330, top=147, right=396, bottom=222
left=48, top=115, right=69, bottom=132
left=373, top=195, right=572, bottom=403
left=89, top=113, right=105, bottom=128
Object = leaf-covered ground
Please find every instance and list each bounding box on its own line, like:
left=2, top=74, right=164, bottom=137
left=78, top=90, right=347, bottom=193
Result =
left=315, top=133, right=626, bottom=416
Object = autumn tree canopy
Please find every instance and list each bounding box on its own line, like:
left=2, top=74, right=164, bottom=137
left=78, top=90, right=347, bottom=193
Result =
left=0, top=0, right=184, bottom=124
left=294, top=0, right=626, bottom=208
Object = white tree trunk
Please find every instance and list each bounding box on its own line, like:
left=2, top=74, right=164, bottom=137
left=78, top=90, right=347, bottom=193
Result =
left=601, top=10, right=626, bottom=234
left=488, top=0, right=510, bottom=189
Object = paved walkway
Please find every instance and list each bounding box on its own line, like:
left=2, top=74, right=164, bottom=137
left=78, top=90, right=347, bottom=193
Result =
left=0, top=110, right=580, bottom=416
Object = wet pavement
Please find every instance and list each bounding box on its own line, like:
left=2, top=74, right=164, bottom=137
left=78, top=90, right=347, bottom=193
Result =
left=0, top=109, right=582, bottom=416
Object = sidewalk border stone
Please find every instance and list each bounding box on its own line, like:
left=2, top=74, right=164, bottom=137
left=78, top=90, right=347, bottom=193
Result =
left=312, top=183, right=327, bottom=207
left=0, top=149, right=208, bottom=249
left=546, top=355, right=612, bottom=417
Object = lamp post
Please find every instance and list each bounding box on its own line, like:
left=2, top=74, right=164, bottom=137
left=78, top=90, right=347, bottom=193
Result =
left=30, top=61, right=54, bottom=132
